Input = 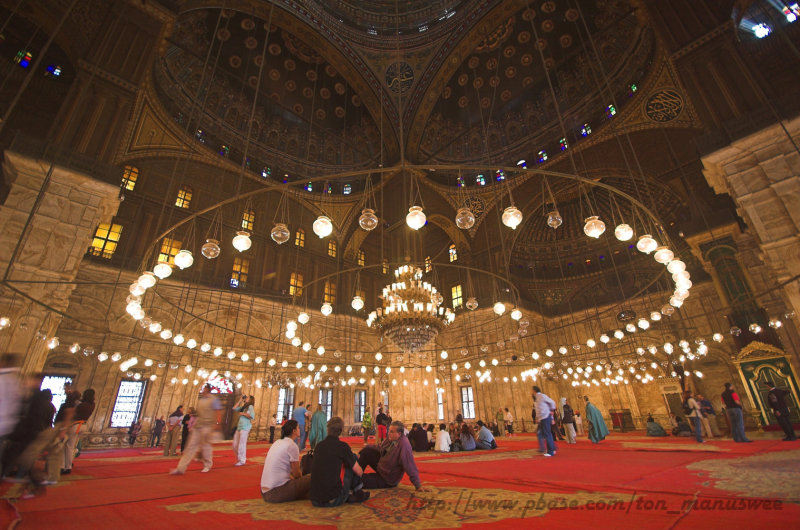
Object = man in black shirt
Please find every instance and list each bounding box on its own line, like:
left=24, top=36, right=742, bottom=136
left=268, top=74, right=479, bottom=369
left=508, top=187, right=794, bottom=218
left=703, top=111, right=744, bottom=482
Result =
left=764, top=381, right=797, bottom=441
left=310, top=417, right=369, bottom=507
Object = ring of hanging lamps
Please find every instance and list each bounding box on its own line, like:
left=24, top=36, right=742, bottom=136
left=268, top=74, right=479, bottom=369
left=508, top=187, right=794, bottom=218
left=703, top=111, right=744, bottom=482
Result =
left=153, top=261, right=173, bottom=279
left=547, top=209, right=562, bottom=229
left=351, top=295, right=364, bottom=311
left=583, top=216, right=606, bottom=238
left=201, top=238, right=221, bottom=259
left=313, top=216, right=333, bottom=238
left=173, top=249, right=194, bottom=269
left=502, top=206, right=523, bottom=229
left=406, top=206, right=426, bottom=230
left=232, top=231, right=252, bottom=251
left=359, top=208, right=379, bottom=231
left=614, top=223, right=633, bottom=241
left=636, top=234, right=658, bottom=254
left=271, top=223, right=290, bottom=244
left=455, top=207, right=475, bottom=230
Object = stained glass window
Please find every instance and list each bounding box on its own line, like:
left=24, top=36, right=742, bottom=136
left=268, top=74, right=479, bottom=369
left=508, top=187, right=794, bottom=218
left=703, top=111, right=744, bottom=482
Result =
left=452, top=284, right=463, bottom=309
left=581, top=123, right=592, bottom=137
left=343, top=184, right=352, bottom=195
left=449, top=244, right=458, bottom=262
left=14, top=50, right=32, bottom=68
left=538, top=150, right=548, bottom=162
left=476, top=174, right=485, bottom=186
left=241, top=209, right=255, bottom=231
left=45, top=64, right=61, bottom=78
left=559, top=137, right=568, bottom=151
left=231, top=257, right=249, bottom=288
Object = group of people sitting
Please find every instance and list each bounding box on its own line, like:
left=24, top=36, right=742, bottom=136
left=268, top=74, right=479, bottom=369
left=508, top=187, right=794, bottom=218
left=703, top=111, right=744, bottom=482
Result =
left=426, top=420, right=497, bottom=452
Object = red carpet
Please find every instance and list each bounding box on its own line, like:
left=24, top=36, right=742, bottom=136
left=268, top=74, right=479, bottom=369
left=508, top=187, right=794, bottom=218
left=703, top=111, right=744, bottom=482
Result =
left=2, top=432, right=798, bottom=529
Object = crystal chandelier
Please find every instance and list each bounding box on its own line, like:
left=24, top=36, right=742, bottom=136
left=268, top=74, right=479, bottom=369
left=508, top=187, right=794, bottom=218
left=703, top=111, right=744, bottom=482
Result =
left=366, top=265, right=455, bottom=353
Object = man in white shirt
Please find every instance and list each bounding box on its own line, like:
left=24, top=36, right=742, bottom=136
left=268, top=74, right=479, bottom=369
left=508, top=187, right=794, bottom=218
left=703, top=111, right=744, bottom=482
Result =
left=683, top=390, right=705, bottom=444
left=533, top=386, right=557, bottom=457
left=261, top=420, right=311, bottom=502
left=434, top=423, right=451, bottom=452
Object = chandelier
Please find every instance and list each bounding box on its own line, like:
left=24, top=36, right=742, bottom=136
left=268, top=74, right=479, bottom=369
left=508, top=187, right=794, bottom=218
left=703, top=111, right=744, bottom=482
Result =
left=366, top=265, right=455, bottom=353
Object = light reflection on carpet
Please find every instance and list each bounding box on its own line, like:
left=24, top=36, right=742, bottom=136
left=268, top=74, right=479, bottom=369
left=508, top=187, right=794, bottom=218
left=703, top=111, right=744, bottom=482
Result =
left=166, top=485, right=628, bottom=528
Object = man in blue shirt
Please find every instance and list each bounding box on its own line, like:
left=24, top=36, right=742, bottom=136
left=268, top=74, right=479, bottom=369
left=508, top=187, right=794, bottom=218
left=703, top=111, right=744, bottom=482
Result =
left=475, top=420, right=497, bottom=450
left=292, top=401, right=307, bottom=450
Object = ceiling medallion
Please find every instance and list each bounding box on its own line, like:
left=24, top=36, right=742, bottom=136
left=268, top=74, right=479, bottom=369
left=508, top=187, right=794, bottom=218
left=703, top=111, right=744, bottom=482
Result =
left=366, top=265, right=455, bottom=353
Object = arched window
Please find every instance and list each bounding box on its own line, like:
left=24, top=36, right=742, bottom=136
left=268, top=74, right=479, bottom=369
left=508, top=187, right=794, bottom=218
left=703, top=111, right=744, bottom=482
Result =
left=295, top=228, right=305, bottom=247
left=328, top=240, right=337, bottom=258
left=357, top=250, right=365, bottom=267
left=449, top=244, right=458, bottom=262
left=175, top=185, right=192, bottom=209
left=121, top=166, right=138, bottom=191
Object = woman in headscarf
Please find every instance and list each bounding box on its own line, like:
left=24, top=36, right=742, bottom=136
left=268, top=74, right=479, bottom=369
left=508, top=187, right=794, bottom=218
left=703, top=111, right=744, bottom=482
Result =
left=583, top=396, right=609, bottom=443
left=309, top=404, right=327, bottom=450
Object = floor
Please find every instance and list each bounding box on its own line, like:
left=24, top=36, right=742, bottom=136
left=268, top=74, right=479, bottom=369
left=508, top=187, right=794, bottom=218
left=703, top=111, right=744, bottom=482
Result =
left=2, top=431, right=798, bottom=529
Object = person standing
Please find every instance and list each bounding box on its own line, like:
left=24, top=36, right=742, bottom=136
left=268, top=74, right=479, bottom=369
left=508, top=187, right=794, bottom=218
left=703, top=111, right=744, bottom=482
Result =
left=765, top=381, right=797, bottom=441
left=309, top=404, right=327, bottom=450
left=310, top=417, right=369, bottom=507
left=180, top=408, right=193, bottom=454
left=361, top=407, right=372, bottom=445
left=375, top=407, right=388, bottom=444
left=128, top=420, right=141, bottom=447
left=170, top=384, right=222, bottom=474
left=533, top=387, right=556, bottom=457
left=561, top=398, right=576, bottom=444
left=233, top=395, right=255, bottom=465
left=721, top=382, right=751, bottom=442
left=268, top=414, right=277, bottom=444
left=164, top=406, right=183, bottom=456
left=292, top=401, right=307, bottom=451
left=682, top=390, right=704, bottom=443
left=495, top=408, right=505, bottom=436
left=694, top=395, right=714, bottom=440
left=574, top=412, right=583, bottom=435
left=260, top=420, right=311, bottom=503
left=584, top=396, right=609, bottom=443
left=504, top=408, right=513, bottom=436
left=62, top=389, right=95, bottom=474
left=697, top=394, right=721, bottom=437
left=0, top=354, right=21, bottom=479
left=150, top=416, right=165, bottom=447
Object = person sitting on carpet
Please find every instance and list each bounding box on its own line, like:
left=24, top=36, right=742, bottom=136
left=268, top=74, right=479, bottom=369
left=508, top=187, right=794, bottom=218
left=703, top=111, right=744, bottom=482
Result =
left=426, top=424, right=435, bottom=450
left=411, top=423, right=429, bottom=452
left=671, top=416, right=692, bottom=437
left=475, top=421, right=497, bottom=450
left=310, top=417, right=369, bottom=507
left=357, top=421, right=426, bottom=491
left=261, top=420, right=311, bottom=503
left=459, top=423, right=476, bottom=451
left=645, top=415, right=667, bottom=437
left=434, top=423, right=451, bottom=452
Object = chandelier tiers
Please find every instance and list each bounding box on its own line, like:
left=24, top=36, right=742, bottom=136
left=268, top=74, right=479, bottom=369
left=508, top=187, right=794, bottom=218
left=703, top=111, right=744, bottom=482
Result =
left=366, top=265, right=455, bottom=353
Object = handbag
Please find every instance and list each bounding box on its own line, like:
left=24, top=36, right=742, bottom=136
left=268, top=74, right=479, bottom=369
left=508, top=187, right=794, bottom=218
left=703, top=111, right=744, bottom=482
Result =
left=301, top=449, right=313, bottom=475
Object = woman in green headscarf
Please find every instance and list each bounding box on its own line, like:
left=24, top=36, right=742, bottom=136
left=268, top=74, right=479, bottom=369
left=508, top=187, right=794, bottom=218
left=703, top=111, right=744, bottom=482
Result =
left=583, top=396, right=609, bottom=443
left=309, top=404, right=327, bottom=450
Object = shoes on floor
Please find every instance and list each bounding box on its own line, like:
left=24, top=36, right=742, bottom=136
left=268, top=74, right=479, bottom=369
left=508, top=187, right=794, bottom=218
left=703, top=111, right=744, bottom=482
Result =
left=234, top=462, right=245, bottom=466
left=201, top=467, right=211, bottom=473
left=543, top=453, right=553, bottom=457
left=169, top=469, right=183, bottom=475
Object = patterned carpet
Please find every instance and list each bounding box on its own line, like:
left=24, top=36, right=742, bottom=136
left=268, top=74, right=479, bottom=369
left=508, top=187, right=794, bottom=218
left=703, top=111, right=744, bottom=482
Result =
left=2, top=432, right=798, bottom=529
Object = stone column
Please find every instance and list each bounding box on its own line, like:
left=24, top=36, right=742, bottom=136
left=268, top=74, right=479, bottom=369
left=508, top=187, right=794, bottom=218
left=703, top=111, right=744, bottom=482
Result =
left=701, top=116, right=800, bottom=320
left=0, top=150, right=120, bottom=374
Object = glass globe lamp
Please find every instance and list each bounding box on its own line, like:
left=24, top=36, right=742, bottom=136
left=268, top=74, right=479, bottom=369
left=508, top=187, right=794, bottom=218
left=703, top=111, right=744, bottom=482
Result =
left=286, top=320, right=298, bottom=331
left=321, top=302, right=333, bottom=316
left=174, top=249, right=194, bottom=269
left=583, top=216, right=606, bottom=238
left=406, top=206, right=426, bottom=230
left=749, top=323, right=762, bottom=334
left=653, top=246, right=674, bottom=264
left=271, top=223, right=290, bottom=244
left=291, top=337, right=302, bottom=347
left=466, top=297, right=478, bottom=310
left=297, top=312, right=310, bottom=325
left=661, top=304, right=675, bottom=316
left=201, top=238, right=221, bottom=259
left=129, top=282, right=146, bottom=296
left=769, top=319, right=782, bottom=329
left=510, top=309, right=522, bottom=321
left=431, top=292, right=443, bottom=306
left=636, top=234, right=658, bottom=254
left=650, top=311, right=662, bottom=321
left=502, top=206, right=523, bottom=230
left=547, top=210, right=562, bottom=229
left=313, top=216, right=333, bottom=238
left=455, top=207, right=475, bottom=230
left=351, top=295, right=364, bottom=311
left=493, top=302, right=506, bottom=315
left=712, top=333, right=724, bottom=342
left=232, top=231, right=252, bottom=252
left=359, top=208, right=379, bottom=231
left=0, top=316, right=10, bottom=330
left=614, top=223, right=633, bottom=241
left=153, top=262, right=172, bottom=279
left=138, top=272, right=157, bottom=289
left=637, top=318, right=650, bottom=330
left=666, top=259, right=685, bottom=274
